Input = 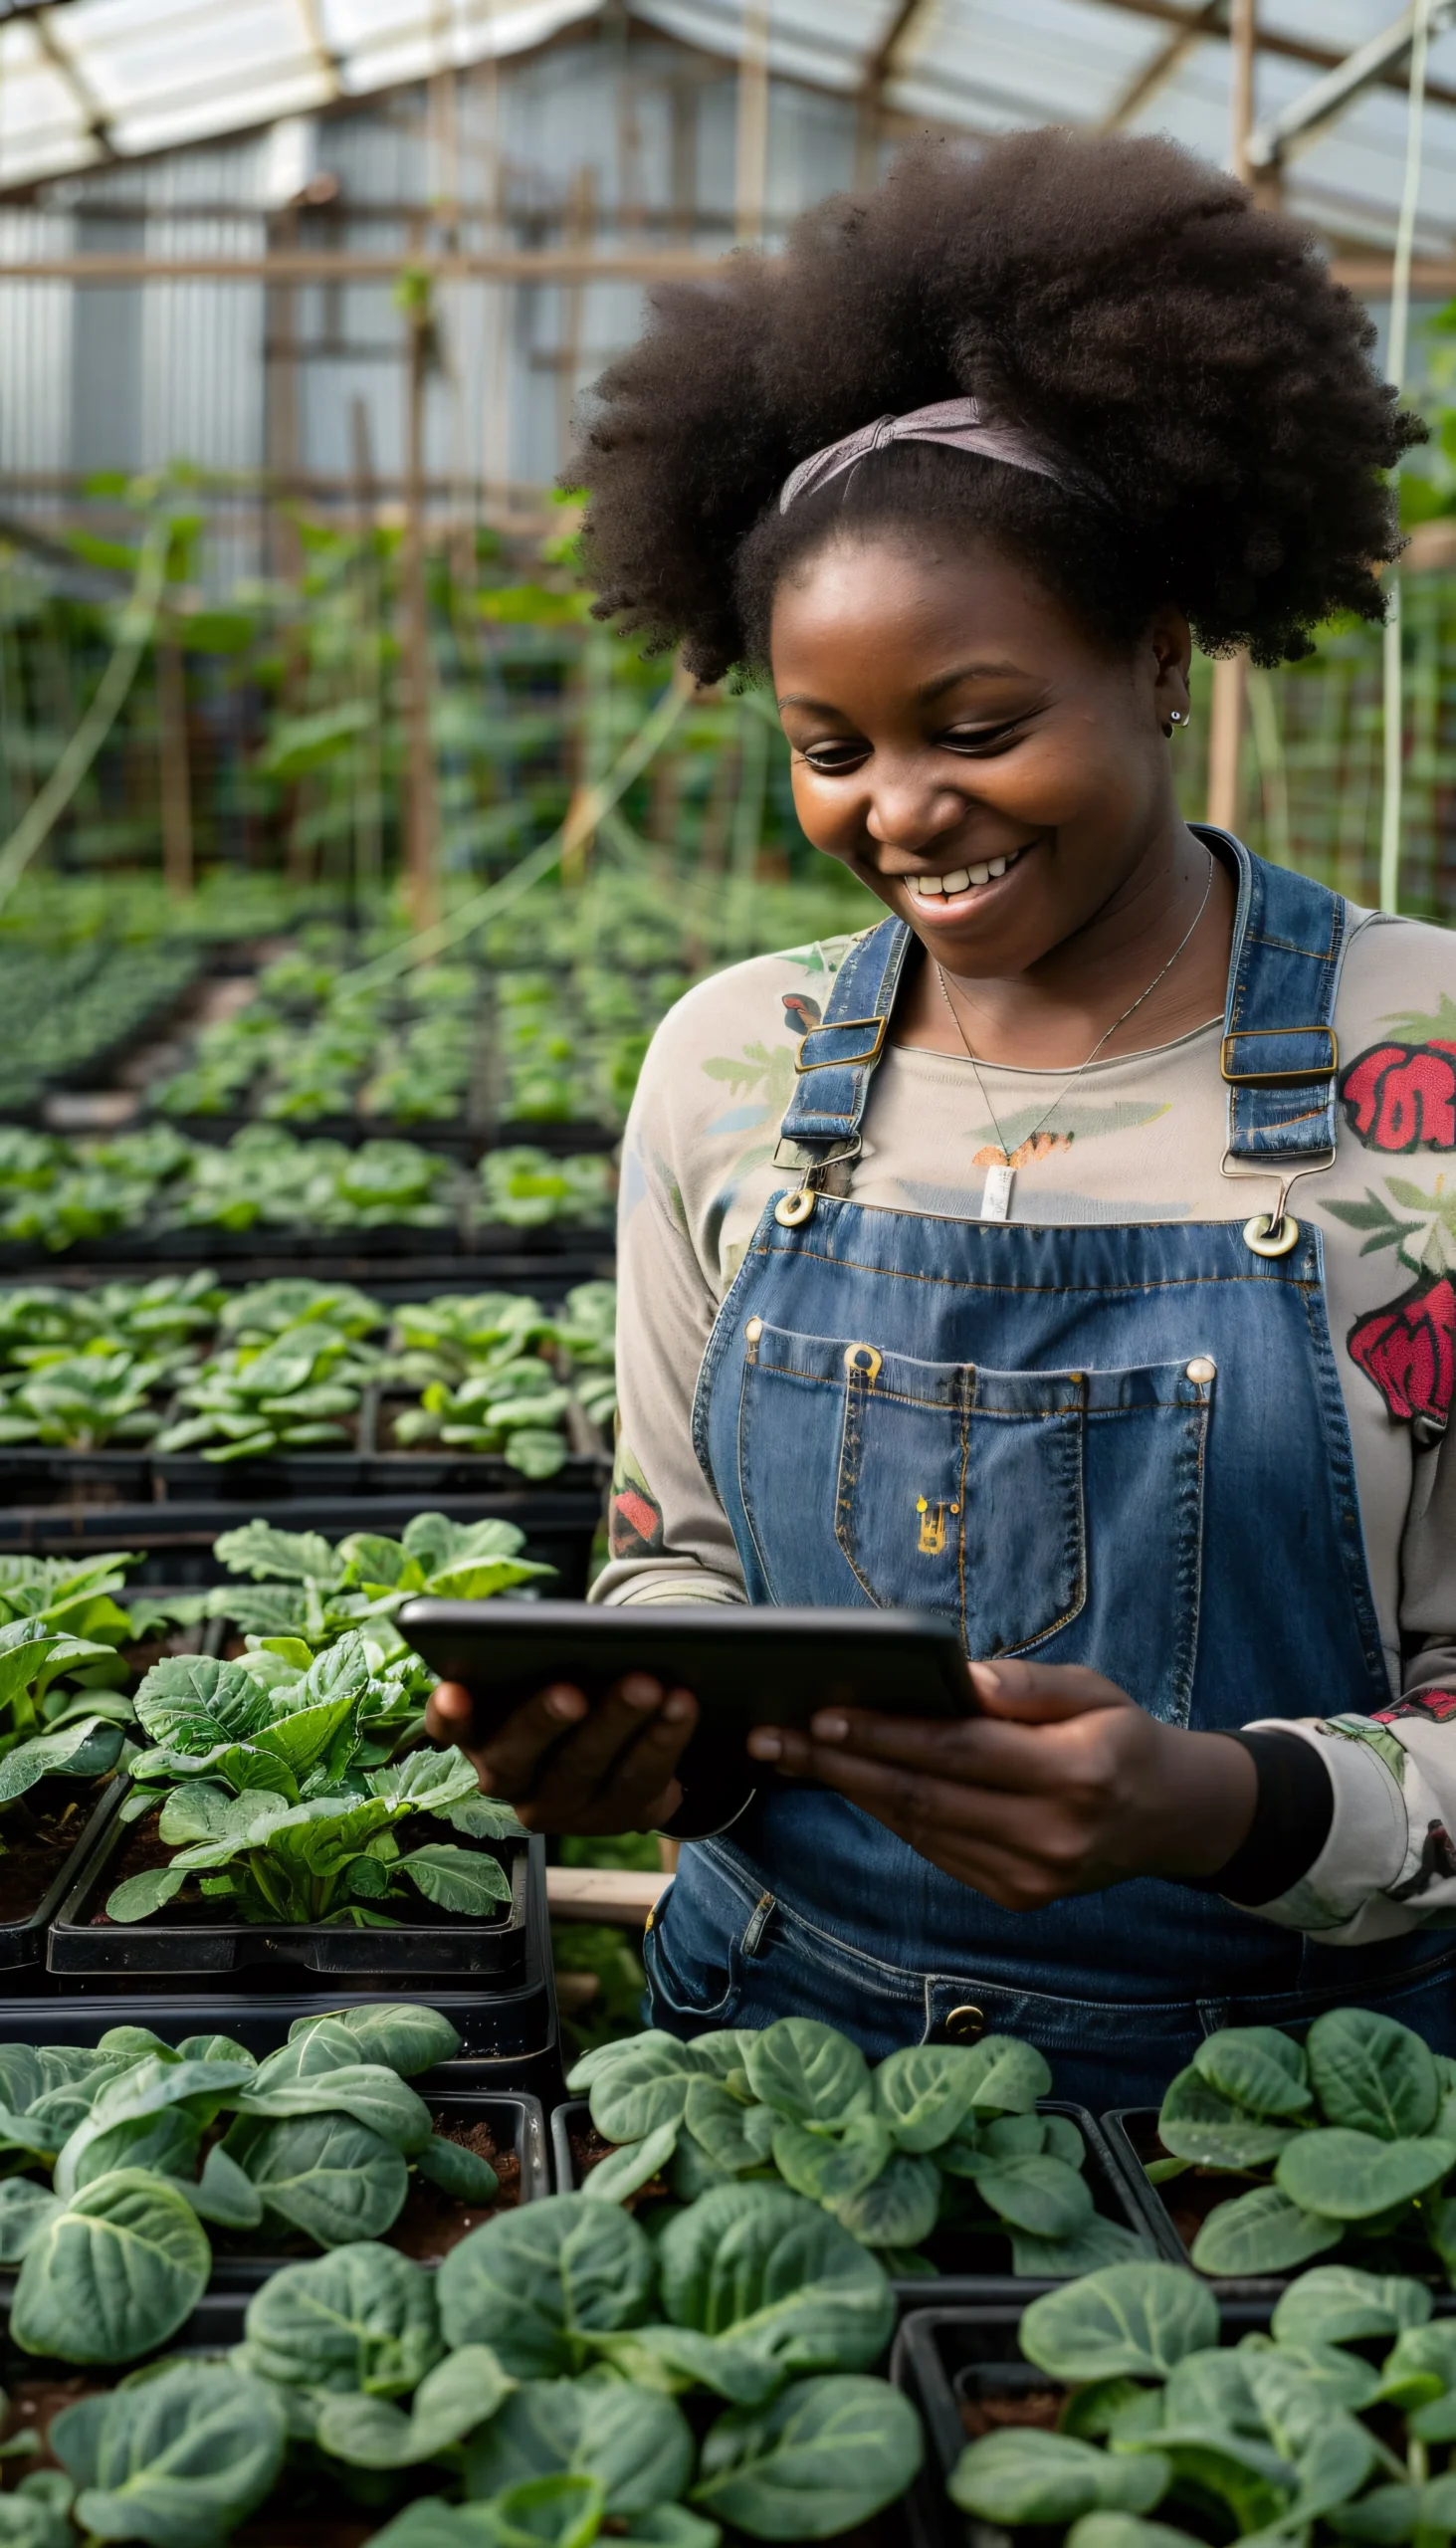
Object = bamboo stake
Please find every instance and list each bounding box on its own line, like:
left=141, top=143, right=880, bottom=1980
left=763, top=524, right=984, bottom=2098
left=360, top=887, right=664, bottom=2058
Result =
left=156, top=631, right=194, bottom=900
left=401, top=271, right=441, bottom=935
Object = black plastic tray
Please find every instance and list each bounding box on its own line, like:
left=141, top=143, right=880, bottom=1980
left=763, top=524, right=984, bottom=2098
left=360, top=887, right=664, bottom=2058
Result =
left=0, top=2088, right=546, bottom=2311
left=891, top=2292, right=1282, bottom=2548
left=50, top=1801, right=540, bottom=1982
left=0, top=1780, right=125, bottom=1975
left=0, top=1978, right=561, bottom=2087
left=0, top=1495, right=604, bottom=1597
left=550, top=2095, right=1158, bottom=2304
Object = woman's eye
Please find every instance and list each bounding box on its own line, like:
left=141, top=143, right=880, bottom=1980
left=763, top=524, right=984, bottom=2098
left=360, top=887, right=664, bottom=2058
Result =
left=800, top=742, right=869, bottom=774
left=941, top=722, right=1021, bottom=755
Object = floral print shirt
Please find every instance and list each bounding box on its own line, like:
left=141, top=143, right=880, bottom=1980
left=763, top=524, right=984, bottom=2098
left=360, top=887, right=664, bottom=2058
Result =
left=594, top=902, right=1456, bottom=1946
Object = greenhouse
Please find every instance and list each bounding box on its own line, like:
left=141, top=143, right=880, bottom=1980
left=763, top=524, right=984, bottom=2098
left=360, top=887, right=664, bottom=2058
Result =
left=0, top=0, right=1452, bottom=2538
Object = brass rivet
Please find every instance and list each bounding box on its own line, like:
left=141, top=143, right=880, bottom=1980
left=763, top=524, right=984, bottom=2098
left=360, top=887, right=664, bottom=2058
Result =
left=745, top=1317, right=763, bottom=1344
left=1185, top=1357, right=1216, bottom=1384
left=843, top=1343, right=883, bottom=1382
left=943, top=2004, right=985, bottom=2043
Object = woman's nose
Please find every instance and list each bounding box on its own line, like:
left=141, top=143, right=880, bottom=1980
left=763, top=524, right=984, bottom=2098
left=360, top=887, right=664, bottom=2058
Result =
left=864, top=768, right=966, bottom=853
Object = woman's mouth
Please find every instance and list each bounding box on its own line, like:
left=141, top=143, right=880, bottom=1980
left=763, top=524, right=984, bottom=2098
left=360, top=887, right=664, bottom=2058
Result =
left=902, top=840, right=1034, bottom=916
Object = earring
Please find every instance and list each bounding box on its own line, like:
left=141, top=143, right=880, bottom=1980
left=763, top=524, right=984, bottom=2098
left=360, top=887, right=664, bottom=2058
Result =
left=1169, top=710, right=1187, bottom=726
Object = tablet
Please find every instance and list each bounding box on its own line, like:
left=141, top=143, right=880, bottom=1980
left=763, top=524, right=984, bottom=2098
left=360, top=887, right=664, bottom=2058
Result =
left=396, top=1599, right=973, bottom=1839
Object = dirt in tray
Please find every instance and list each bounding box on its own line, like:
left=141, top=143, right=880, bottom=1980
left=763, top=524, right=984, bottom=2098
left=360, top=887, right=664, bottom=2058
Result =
left=1125, top=2117, right=1269, bottom=2250
left=387, top=2117, right=520, bottom=2260
left=568, top=2125, right=669, bottom=2209
left=0, top=2376, right=98, bottom=2465
left=960, top=2386, right=1065, bottom=2439
left=88, top=1809, right=514, bottom=1930
left=0, top=1793, right=106, bottom=1926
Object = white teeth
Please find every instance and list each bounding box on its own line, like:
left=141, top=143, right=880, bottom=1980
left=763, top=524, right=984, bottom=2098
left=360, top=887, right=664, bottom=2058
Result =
left=915, top=875, right=943, bottom=896
left=967, top=864, right=990, bottom=887
left=941, top=869, right=970, bottom=894
left=987, top=856, right=1007, bottom=878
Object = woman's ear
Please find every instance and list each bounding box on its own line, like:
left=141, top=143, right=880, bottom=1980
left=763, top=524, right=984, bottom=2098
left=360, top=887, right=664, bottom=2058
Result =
left=1148, top=608, right=1193, bottom=738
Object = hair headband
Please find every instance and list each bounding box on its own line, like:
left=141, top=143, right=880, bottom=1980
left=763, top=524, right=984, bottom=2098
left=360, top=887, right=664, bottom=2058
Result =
left=776, top=396, right=1106, bottom=514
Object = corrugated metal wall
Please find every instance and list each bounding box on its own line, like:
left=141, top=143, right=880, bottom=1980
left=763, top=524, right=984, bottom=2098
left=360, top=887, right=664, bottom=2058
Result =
left=0, top=27, right=860, bottom=562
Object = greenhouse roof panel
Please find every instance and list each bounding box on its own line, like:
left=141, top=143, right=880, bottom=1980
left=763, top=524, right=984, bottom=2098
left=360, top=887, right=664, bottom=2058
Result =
left=0, top=0, right=1449, bottom=254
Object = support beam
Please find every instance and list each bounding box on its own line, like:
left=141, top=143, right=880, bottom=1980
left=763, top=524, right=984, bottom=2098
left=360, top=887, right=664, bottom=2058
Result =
left=1081, top=0, right=1456, bottom=113
left=1101, top=0, right=1223, bottom=129
left=857, top=0, right=936, bottom=176
left=1248, top=0, right=1456, bottom=167
left=32, top=8, right=114, bottom=156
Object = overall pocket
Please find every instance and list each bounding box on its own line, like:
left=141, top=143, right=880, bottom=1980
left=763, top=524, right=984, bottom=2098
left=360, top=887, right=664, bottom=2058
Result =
left=736, top=1320, right=1213, bottom=1724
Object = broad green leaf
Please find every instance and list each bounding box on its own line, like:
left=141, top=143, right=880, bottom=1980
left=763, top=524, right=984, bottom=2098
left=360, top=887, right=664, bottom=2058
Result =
left=770, top=2114, right=892, bottom=2209
left=741, top=2019, right=870, bottom=2126
left=1276, top=2128, right=1454, bottom=2221
left=174, top=2034, right=255, bottom=2068
left=12, top=2169, right=210, bottom=2366
left=371, top=1746, right=482, bottom=1815
left=1020, top=2262, right=1219, bottom=2382
left=184, top=2144, right=265, bottom=2231
left=0, top=2178, right=60, bottom=2261
left=289, top=2002, right=462, bottom=2074
left=1157, top=2066, right=1299, bottom=2171
left=105, top=1867, right=187, bottom=1924
left=948, top=2428, right=1171, bottom=2524
left=52, top=2361, right=286, bottom=2548
left=214, top=1521, right=341, bottom=1586
left=589, top=2039, right=702, bottom=2146
left=1374, top=2319, right=1456, bottom=2410
left=1192, top=2027, right=1314, bottom=2118
left=591, top=2321, right=783, bottom=2407
left=871, top=2044, right=991, bottom=2152
left=684, top=2031, right=759, bottom=2080
left=416, top=2136, right=501, bottom=2204
left=656, top=2183, right=895, bottom=2375
left=447, top=1794, right=530, bottom=1841
left=235, top=2111, right=408, bottom=2245
left=403, top=1843, right=514, bottom=1916
left=684, top=2081, right=776, bottom=2177
left=972, top=2152, right=1095, bottom=2238
left=236, top=2062, right=432, bottom=2155
left=463, top=2376, right=695, bottom=2517
left=254, top=1690, right=360, bottom=1779
left=241, top=2241, right=442, bottom=2395
left=1010, top=2218, right=1147, bottom=2277
left=316, top=2344, right=515, bottom=2466
left=1306, top=2009, right=1440, bottom=2140
left=0, top=2472, right=76, bottom=2548
left=961, top=2034, right=1053, bottom=2115
left=439, top=2194, right=656, bottom=2376
left=830, top=2153, right=939, bottom=2250
left=1066, top=2520, right=1205, bottom=2548
left=65, top=2107, right=201, bottom=2200
left=1191, top=2183, right=1345, bottom=2277
left=580, top=2121, right=680, bottom=2204
left=691, top=2374, right=925, bottom=2537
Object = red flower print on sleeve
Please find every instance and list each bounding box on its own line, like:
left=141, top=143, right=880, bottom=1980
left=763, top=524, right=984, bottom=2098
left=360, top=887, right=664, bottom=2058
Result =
left=1375, top=1689, right=1456, bottom=1722
left=1350, top=1275, right=1456, bottom=1425
left=1341, top=1041, right=1456, bottom=1153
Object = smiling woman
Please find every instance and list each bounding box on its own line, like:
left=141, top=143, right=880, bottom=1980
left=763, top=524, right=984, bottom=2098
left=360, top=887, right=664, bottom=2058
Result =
left=426, top=129, right=1456, bottom=2112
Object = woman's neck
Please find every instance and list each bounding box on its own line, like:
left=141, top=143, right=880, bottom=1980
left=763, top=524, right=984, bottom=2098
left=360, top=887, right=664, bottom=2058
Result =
left=893, top=826, right=1235, bottom=1071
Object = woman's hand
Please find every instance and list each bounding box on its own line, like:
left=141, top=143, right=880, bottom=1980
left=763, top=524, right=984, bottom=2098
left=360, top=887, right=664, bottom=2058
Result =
left=745, top=1656, right=1258, bottom=1908
left=425, top=1674, right=699, bottom=1833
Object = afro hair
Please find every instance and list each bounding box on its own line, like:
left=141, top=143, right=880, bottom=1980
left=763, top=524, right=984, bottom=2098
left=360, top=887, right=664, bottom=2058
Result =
left=571, top=128, right=1421, bottom=679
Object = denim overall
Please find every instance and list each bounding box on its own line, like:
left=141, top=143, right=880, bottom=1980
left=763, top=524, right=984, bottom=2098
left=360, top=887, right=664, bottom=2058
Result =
left=643, top=838, right=1456, bottom=2108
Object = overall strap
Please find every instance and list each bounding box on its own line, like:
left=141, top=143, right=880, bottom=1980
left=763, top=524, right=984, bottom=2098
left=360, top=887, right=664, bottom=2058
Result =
left=1212, top=829, right=1347, bottom=1164
left=774, top=916, right=914, bottom=1166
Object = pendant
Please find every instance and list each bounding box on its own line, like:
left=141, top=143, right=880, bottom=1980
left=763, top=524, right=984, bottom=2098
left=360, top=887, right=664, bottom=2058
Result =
left=981, top=1163, right=1013, bottom=1221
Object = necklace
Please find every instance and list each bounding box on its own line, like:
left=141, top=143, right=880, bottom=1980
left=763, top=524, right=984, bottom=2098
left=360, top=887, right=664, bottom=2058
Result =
left=936, top=851, right=1216, bottom=1222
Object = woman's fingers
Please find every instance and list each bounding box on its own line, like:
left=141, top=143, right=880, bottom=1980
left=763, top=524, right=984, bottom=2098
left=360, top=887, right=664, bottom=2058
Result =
left=968, top=1657, right=1136, bottom=1719
left=464, top=1682, right=590, bottom=1798
left=523, top=1683, right=700, bottom=1831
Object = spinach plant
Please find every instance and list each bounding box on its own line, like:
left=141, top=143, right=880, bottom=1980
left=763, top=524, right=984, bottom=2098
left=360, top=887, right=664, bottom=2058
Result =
left=105, top=1635, right=522, bottom=1927
left=198, top=1511, right=554, bottom=1649
left=51, top=2360, right=288, bottom=2546
left=1151, top=2009, right=1456, bottom=2278
left=0, top=2006, right=495, bottom=2369
left=233, top=2183, right=923, bottom=2541
left=569, top=2018, right=1144, bottom=2278
left=948, top=2251, right=1456, bottom=2548
left=0, top=1551, right=146, bottom=1846
left=152, top=1321, right=377, bottom=1462
left=476, top=1148, right=613, bottom=1230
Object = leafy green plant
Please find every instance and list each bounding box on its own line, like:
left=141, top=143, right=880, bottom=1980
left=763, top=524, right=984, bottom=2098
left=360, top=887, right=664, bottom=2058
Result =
left=152, top=1319, right=377, bottom=1462
left=567, top=2019, right=1144, bottom=2277
left=104, top=1633, right=521, bottom=1928
left=0, top=2007, right=494, bottom=2368
left=197, top=1511, right=553, bottom=1649
left=946, top=2252, right=1456, bottom=2548
left=232, top=2184, right=922, bottom=2540
left=51, top=2359, right=288, bottom=2546
left=1150, top=2010, right=1456, bottom=2280
left=476, top=1149, right=613, bottom=1231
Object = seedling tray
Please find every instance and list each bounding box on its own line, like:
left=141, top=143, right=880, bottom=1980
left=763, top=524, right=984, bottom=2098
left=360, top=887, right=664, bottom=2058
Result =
left=891, top=2293, right=1280, bottom=2548
left=0, top=1218, right=614, bottom=1275
left=0, top=1975, right=560, bottom=2079
left=50, top=1807, right=541, bottom=1982
left=550, top=2095, right=1157, bottom=2303
left=0, top=1494, right=603, bottom=1597
left=1104, top=2105, right=1456, bottom=2296
left=0, top=1780, right=125, bottom=1975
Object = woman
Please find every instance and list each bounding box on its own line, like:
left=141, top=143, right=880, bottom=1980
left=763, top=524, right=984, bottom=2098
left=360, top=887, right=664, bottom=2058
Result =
left=431, top=129, right=1456, bottom=2108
